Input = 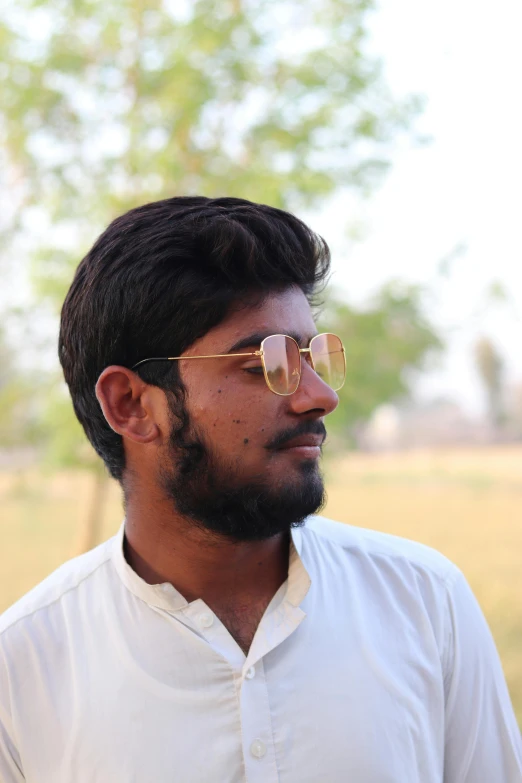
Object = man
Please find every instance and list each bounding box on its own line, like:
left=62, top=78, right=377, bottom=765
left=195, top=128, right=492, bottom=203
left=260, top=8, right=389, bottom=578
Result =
left=0, top=197, right=520, bottom=782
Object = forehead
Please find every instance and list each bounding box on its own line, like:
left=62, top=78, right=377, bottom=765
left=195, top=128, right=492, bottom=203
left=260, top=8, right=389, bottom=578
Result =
left=193, top=288, right=317, bottom=352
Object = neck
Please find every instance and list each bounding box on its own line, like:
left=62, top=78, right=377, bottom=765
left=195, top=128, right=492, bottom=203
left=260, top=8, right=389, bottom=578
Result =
left=123, top=494, right=291, bottom=608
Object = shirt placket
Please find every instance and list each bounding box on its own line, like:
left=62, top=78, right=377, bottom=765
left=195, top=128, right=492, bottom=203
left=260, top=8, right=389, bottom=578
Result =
left=178, top=599, right=246, bottom=669
left=175, top=596, right=307, bottom=783
left=239, top=601, right=307, bottom=783
left=156, top=532, right=310, bottom=783
left=238, top=657, right=277, bottom=781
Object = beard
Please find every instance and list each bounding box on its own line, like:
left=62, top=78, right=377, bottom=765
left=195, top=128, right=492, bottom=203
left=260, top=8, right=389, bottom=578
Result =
left=158, top=393, right=326, bottom=542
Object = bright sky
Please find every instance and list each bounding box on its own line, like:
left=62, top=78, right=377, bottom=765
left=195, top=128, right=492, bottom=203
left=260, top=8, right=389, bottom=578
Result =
left=312, top=0, right=522, bottom=415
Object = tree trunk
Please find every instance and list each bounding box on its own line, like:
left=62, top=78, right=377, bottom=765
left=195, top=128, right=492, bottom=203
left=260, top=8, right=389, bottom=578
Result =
left=74, top=467, right=109, bottom=555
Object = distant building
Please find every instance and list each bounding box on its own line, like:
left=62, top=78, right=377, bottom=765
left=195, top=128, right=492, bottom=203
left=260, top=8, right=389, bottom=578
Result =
left=358, top=398, right=498, bottom=451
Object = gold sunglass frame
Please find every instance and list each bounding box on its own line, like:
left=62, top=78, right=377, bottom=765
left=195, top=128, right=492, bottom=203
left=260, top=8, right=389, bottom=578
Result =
left=131, top=332, right=346, bottom=397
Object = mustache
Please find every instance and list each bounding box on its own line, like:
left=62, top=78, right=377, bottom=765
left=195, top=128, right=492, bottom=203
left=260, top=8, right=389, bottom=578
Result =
left=265, top=420, right=327, bottom=450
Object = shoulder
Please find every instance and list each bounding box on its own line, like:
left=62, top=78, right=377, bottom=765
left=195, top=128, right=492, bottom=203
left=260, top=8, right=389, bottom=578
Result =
left=0, top=536, right=115, bottom=638
left=301, top=515, right=459, bottom=587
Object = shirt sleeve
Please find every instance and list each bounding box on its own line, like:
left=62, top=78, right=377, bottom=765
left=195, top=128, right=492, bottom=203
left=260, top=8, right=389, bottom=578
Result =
left=0, top=645, right=24, bottom=783
left=443, top=567, right=522, bottom=782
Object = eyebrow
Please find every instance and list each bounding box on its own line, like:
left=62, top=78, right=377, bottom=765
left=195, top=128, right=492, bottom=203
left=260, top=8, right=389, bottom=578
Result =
left=226, top=332, right=316, bottom=353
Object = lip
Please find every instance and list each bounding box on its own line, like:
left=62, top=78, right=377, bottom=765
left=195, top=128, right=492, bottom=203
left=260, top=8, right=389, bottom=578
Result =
left=277, top=435, right=324, bottom=450
left=278, top=444, right=321, bottom=458
left=275, top=435, right=323, bottom=458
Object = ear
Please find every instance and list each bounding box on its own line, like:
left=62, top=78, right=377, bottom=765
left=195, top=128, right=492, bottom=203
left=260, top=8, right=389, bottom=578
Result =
left=95, top=366, right=162, bottom=444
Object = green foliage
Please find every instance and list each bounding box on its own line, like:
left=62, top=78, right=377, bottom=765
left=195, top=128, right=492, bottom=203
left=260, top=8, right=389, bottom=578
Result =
left=0, top=0, right=424, bottom=467
left=0, top=377, right=36, bottom=449
left=320, top=284, right=443, bottom=439
left=0, top=333, right=97, bottom=464
left=1, top=0, right=418, bottom=263
left=38, top=379, right=100, bottom=469
left=0, top=328, right=40, bottom=449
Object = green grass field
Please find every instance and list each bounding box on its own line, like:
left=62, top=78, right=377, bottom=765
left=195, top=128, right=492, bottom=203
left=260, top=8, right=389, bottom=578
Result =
left=1, top=446, right=521, bottom=725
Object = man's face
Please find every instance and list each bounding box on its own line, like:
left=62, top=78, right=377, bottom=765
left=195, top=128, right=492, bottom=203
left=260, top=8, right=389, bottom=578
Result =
left=156, top=287, right=340, bottom=540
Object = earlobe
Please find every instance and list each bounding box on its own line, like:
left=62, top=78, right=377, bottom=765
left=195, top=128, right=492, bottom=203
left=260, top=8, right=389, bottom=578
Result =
left=95, top=366, right=160, bottom=443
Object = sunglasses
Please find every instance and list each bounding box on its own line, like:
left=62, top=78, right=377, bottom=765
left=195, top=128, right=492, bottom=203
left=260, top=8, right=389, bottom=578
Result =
left=131, top=332, right=346, bottom=397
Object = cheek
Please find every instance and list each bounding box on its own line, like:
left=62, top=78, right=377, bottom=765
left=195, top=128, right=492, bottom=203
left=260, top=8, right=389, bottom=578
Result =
left=190, top=381, right=276, bottom=451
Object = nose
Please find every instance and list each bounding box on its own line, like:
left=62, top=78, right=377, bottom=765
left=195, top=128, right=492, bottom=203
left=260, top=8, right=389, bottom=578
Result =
left=287, top=356, right=339, bottom=416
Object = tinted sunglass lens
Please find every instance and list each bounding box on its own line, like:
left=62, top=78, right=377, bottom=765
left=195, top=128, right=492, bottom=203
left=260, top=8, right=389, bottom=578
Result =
left=310, top=334, right=345, bottom=391
left=262, top=335, right=300, bottom=395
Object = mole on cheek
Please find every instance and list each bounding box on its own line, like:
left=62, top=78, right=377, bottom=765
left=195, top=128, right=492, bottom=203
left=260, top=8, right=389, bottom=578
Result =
left=243, top=438, right=249, bottom=444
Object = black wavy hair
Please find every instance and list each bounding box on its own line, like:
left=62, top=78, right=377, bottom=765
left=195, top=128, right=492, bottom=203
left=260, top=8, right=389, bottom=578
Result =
left=59, top=196, right=331, bottom=481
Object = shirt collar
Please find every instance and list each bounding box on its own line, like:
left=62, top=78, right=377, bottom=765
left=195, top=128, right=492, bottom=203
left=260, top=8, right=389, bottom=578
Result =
left=111, top=520, right=311, bottom=612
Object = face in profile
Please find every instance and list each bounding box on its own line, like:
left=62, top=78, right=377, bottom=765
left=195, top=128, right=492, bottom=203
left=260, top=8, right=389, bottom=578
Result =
left=156, top=287, right=339, bottom=541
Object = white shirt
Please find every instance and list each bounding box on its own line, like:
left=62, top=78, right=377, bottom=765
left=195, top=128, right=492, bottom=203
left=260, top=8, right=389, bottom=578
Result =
left=0, top=515, right=520, bottom=782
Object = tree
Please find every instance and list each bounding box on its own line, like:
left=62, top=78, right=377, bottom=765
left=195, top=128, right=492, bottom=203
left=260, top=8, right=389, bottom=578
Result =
left=0, top=326, right=40, bottom=452
left=0, top=0, right=422, bottom=548
left=1, top=0, right=419, bottom=264
left=319, top=283, right=443, bottom=442
left=475, top=337, right=505, bottom=430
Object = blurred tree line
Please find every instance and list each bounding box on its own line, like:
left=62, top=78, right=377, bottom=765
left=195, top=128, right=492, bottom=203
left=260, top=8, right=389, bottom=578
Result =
left=0, top=0, right=442, bottom=546
left=475, top=337, right=504, bottom=429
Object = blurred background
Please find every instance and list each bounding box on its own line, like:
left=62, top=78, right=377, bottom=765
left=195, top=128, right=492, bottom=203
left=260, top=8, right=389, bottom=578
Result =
left=1, top=0, right=521, bottom=724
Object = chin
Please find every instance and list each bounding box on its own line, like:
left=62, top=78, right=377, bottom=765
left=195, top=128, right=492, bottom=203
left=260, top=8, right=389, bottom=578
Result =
left=272, top=455, right=322, bottom=480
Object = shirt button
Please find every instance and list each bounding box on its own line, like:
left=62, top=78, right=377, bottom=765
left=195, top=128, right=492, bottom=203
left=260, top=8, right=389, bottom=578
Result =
left=250, top=739, right=266, bottom=758
left=198, top=612, right=214, bottom=628
left=245, top=666, right=255, bottom=680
